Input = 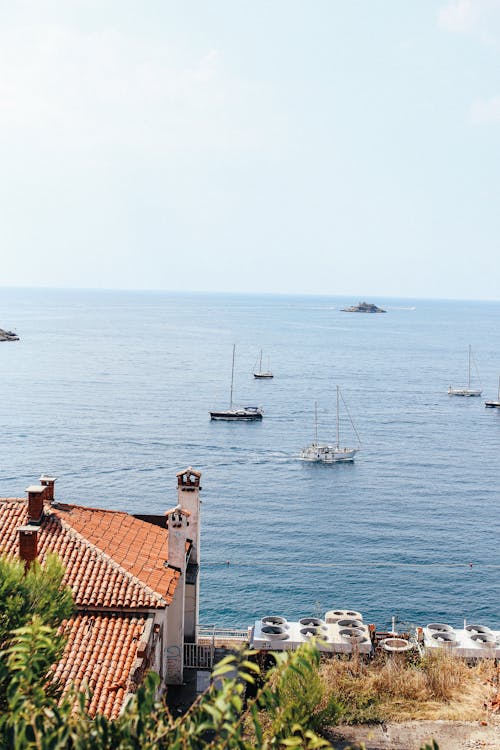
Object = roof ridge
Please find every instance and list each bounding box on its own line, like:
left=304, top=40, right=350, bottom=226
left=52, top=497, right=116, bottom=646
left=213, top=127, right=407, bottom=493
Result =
left=52, top=502, right=130, bottom=516
left=51, top=511, right=168, bottom=607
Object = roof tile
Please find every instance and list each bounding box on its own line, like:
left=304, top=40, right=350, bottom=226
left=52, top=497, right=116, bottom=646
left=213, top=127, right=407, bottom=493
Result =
left=53, top=613, right=150, bottom=719
left=0, top=499, right=182, bottom=608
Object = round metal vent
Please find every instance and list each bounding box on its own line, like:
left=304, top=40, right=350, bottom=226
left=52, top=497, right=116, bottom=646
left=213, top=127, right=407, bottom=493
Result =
left=261, top=625, right=289, bottom=640
left=261, top=616, right=288, bottom=629
left=427, top=623, right=454, bottom=633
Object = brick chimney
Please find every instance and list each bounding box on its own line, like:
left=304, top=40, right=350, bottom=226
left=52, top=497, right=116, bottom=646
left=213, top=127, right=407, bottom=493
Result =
left=18, top=526, right=38, bottom=569
left=25, top=485, right=46, bottom=525
left=39, top=475, right=57, bottom=503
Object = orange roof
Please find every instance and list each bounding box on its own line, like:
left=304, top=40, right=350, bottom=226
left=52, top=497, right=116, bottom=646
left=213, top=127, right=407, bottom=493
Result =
left=51, top=502, right=182, bottom=603
left=0, top=494, right=189, bottom=721
left=53, top=613, right=150, bottom=719
left=0, top=499, right=181, bottom=608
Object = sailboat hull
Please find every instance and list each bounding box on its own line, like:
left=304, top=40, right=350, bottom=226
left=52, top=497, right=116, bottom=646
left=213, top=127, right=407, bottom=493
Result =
left=210, top=408, right=263, bottom=421
left=300, top=444, right=358, bottom=463
left=485, top=400, right=500, bottom=408
left=448, top=388, right=482, bottom=397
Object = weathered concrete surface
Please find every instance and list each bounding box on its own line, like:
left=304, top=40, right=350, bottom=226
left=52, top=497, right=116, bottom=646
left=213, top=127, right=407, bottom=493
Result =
left=328, top=720, right=500, bottom=749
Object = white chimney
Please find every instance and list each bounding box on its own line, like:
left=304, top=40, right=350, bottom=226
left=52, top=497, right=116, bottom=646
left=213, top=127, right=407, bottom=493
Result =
left=165, top=505, right=191, bottom=571
left=176, top=467, right=201, bottom=566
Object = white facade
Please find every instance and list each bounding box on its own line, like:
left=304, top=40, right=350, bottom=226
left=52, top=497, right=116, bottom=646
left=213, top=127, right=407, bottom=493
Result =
left=164, top=468, right=202, bottom=685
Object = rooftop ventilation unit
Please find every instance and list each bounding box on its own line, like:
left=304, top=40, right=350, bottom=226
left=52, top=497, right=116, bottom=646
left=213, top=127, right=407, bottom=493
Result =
left=299, top=618, right=330, bottom=642
left=427, top=623, right=454, bottom=634
left=299, top=627, right=330, bottom=641
left=470, top=632, right=496, bottom=645
left=325, top=609, right=362, bottom=623
left=424, top=623, right=458, bottom=648
left=465, top=624, right=493, bottom=636
left=431, top=632, right=457, bottom=646
left=261, top=616, right=289, bottom=629
left=260, top=625, right=289, bottom=640
left=424, top=622, right=500, bottom=658
left=299, top=617, right=326, bottom=627
left=250, top=611, right=372, bottom=654
left=337, top=618, right=364, bottom=629
left=251, top=617, right=303, bottom=651
left=339, top=628, right=369, bottom=643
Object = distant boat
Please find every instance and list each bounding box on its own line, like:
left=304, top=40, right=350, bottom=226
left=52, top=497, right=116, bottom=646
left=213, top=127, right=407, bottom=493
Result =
left=485, top=376, right=500, bottom=408
left=0, top=328, right=19, bottom=341
left=210, top=345, right=263, bottom=421
left=301, top=387, right=360, bottom=463
left=253, top=350, right=274, bottom=379
left=448, top=345, right=482, bottom=397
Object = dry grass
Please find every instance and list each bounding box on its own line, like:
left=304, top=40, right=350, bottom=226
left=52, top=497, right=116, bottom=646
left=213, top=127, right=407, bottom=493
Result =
left=319, top=650, right=497, bottom=724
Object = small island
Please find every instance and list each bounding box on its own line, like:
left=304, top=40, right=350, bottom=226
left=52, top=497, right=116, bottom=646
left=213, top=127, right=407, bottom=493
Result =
left=341, top=301, right=386, bottom=313
left=0, top=328, right=19, bottom=341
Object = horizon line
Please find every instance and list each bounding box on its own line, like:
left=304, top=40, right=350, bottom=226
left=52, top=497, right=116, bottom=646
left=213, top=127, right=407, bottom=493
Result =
left=0, top=285, right=498, bottom=304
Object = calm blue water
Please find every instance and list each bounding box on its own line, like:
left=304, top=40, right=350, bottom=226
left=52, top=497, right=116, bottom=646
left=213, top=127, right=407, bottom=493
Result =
left=1, top=288, right=499, bottom=631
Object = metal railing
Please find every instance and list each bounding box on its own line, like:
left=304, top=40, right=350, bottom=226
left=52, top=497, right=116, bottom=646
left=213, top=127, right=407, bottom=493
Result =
left=183, top=626, right=250, bottom=670
left=184, top=643, right=214, bottom=669
left=197, top=625, right=249, bottom=644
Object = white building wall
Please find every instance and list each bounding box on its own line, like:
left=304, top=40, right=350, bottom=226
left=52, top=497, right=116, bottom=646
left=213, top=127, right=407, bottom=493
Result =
left=184, top=583, right=197, bottom=642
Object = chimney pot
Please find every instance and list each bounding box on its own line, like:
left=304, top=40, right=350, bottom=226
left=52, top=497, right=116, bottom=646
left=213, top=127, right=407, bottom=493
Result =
left=25, top=485, right=46, bottom=524
left=39, top=475, right=57, bottom=503
left=177, top=467, right=201, bottom=490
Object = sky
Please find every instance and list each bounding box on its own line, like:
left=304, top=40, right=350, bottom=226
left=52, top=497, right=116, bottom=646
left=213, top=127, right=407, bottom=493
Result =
left=0, top=0, right=499, bottom=299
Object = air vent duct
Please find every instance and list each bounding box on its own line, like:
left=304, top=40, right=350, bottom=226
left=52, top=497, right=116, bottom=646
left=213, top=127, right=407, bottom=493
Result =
left=325, top=609, right=362, bottom=623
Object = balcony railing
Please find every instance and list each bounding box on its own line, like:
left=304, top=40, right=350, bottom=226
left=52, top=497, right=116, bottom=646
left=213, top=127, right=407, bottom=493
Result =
left=183, top=626, right=250, bottom=669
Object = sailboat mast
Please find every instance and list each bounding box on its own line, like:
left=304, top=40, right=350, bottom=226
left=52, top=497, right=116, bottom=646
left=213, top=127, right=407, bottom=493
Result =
left=259, top=349, right=263, bottom=373
left=230, top=344, right=235, bottom=409
left=497, top=375, right=500, bottom=401
left=314, top=401, right=318, bottom=442
left=468, top=344, right=471, bottom=389
left=336, top=385, right=340, bottom=448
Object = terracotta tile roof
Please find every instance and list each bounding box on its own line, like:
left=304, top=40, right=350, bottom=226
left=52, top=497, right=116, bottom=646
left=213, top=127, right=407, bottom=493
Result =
left=0, top=499, right=181, bottom=608
left=51, top=502, right=184, bottom=601
left=53, top=613, right=150, bottom=719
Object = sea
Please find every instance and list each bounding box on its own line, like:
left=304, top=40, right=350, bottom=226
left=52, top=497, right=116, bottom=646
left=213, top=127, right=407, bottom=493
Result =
left=1, top=288, right=499, bottom=631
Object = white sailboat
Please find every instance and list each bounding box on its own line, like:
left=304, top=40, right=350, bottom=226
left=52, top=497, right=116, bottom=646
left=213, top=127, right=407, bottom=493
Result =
left=485, top=376, right=500, bottom=408
left=301, top=387, right=360, bottom=463
left=448, top=345, right=482, bottom=397
left=253, top=349, right=274, bottom=379
left=210, top=345, right=263, bottom=421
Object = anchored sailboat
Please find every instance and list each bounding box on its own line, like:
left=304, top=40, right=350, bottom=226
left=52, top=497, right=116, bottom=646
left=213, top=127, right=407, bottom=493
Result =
left=253, top=349, right=274, bottom=379
left=301, top=386, right=361, bottom=463
left=448, top=345, right=482, bottom=397
left=210, top=345, right=263, bottom=421
left=485, top=376, right=500, bottom=408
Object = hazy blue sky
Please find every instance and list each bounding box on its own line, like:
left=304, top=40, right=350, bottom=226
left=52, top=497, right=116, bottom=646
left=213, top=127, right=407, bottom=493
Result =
left=1, top=0, right=499, bottom=299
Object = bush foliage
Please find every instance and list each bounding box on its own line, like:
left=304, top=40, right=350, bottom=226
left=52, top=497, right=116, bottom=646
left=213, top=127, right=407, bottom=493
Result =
left=0, top=554, right=442, bottom=749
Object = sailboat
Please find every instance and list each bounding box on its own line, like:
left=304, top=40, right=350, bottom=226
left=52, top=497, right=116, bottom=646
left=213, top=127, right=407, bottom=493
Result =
left=448, top=345, right=482, bottom=397
left=485, top=376, right=500, bottom=408
left=300, top=387, right=360, bottom=463
left=253, top=349, right=274, bottom=379
left=210, top=345, right=263, bottom=421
